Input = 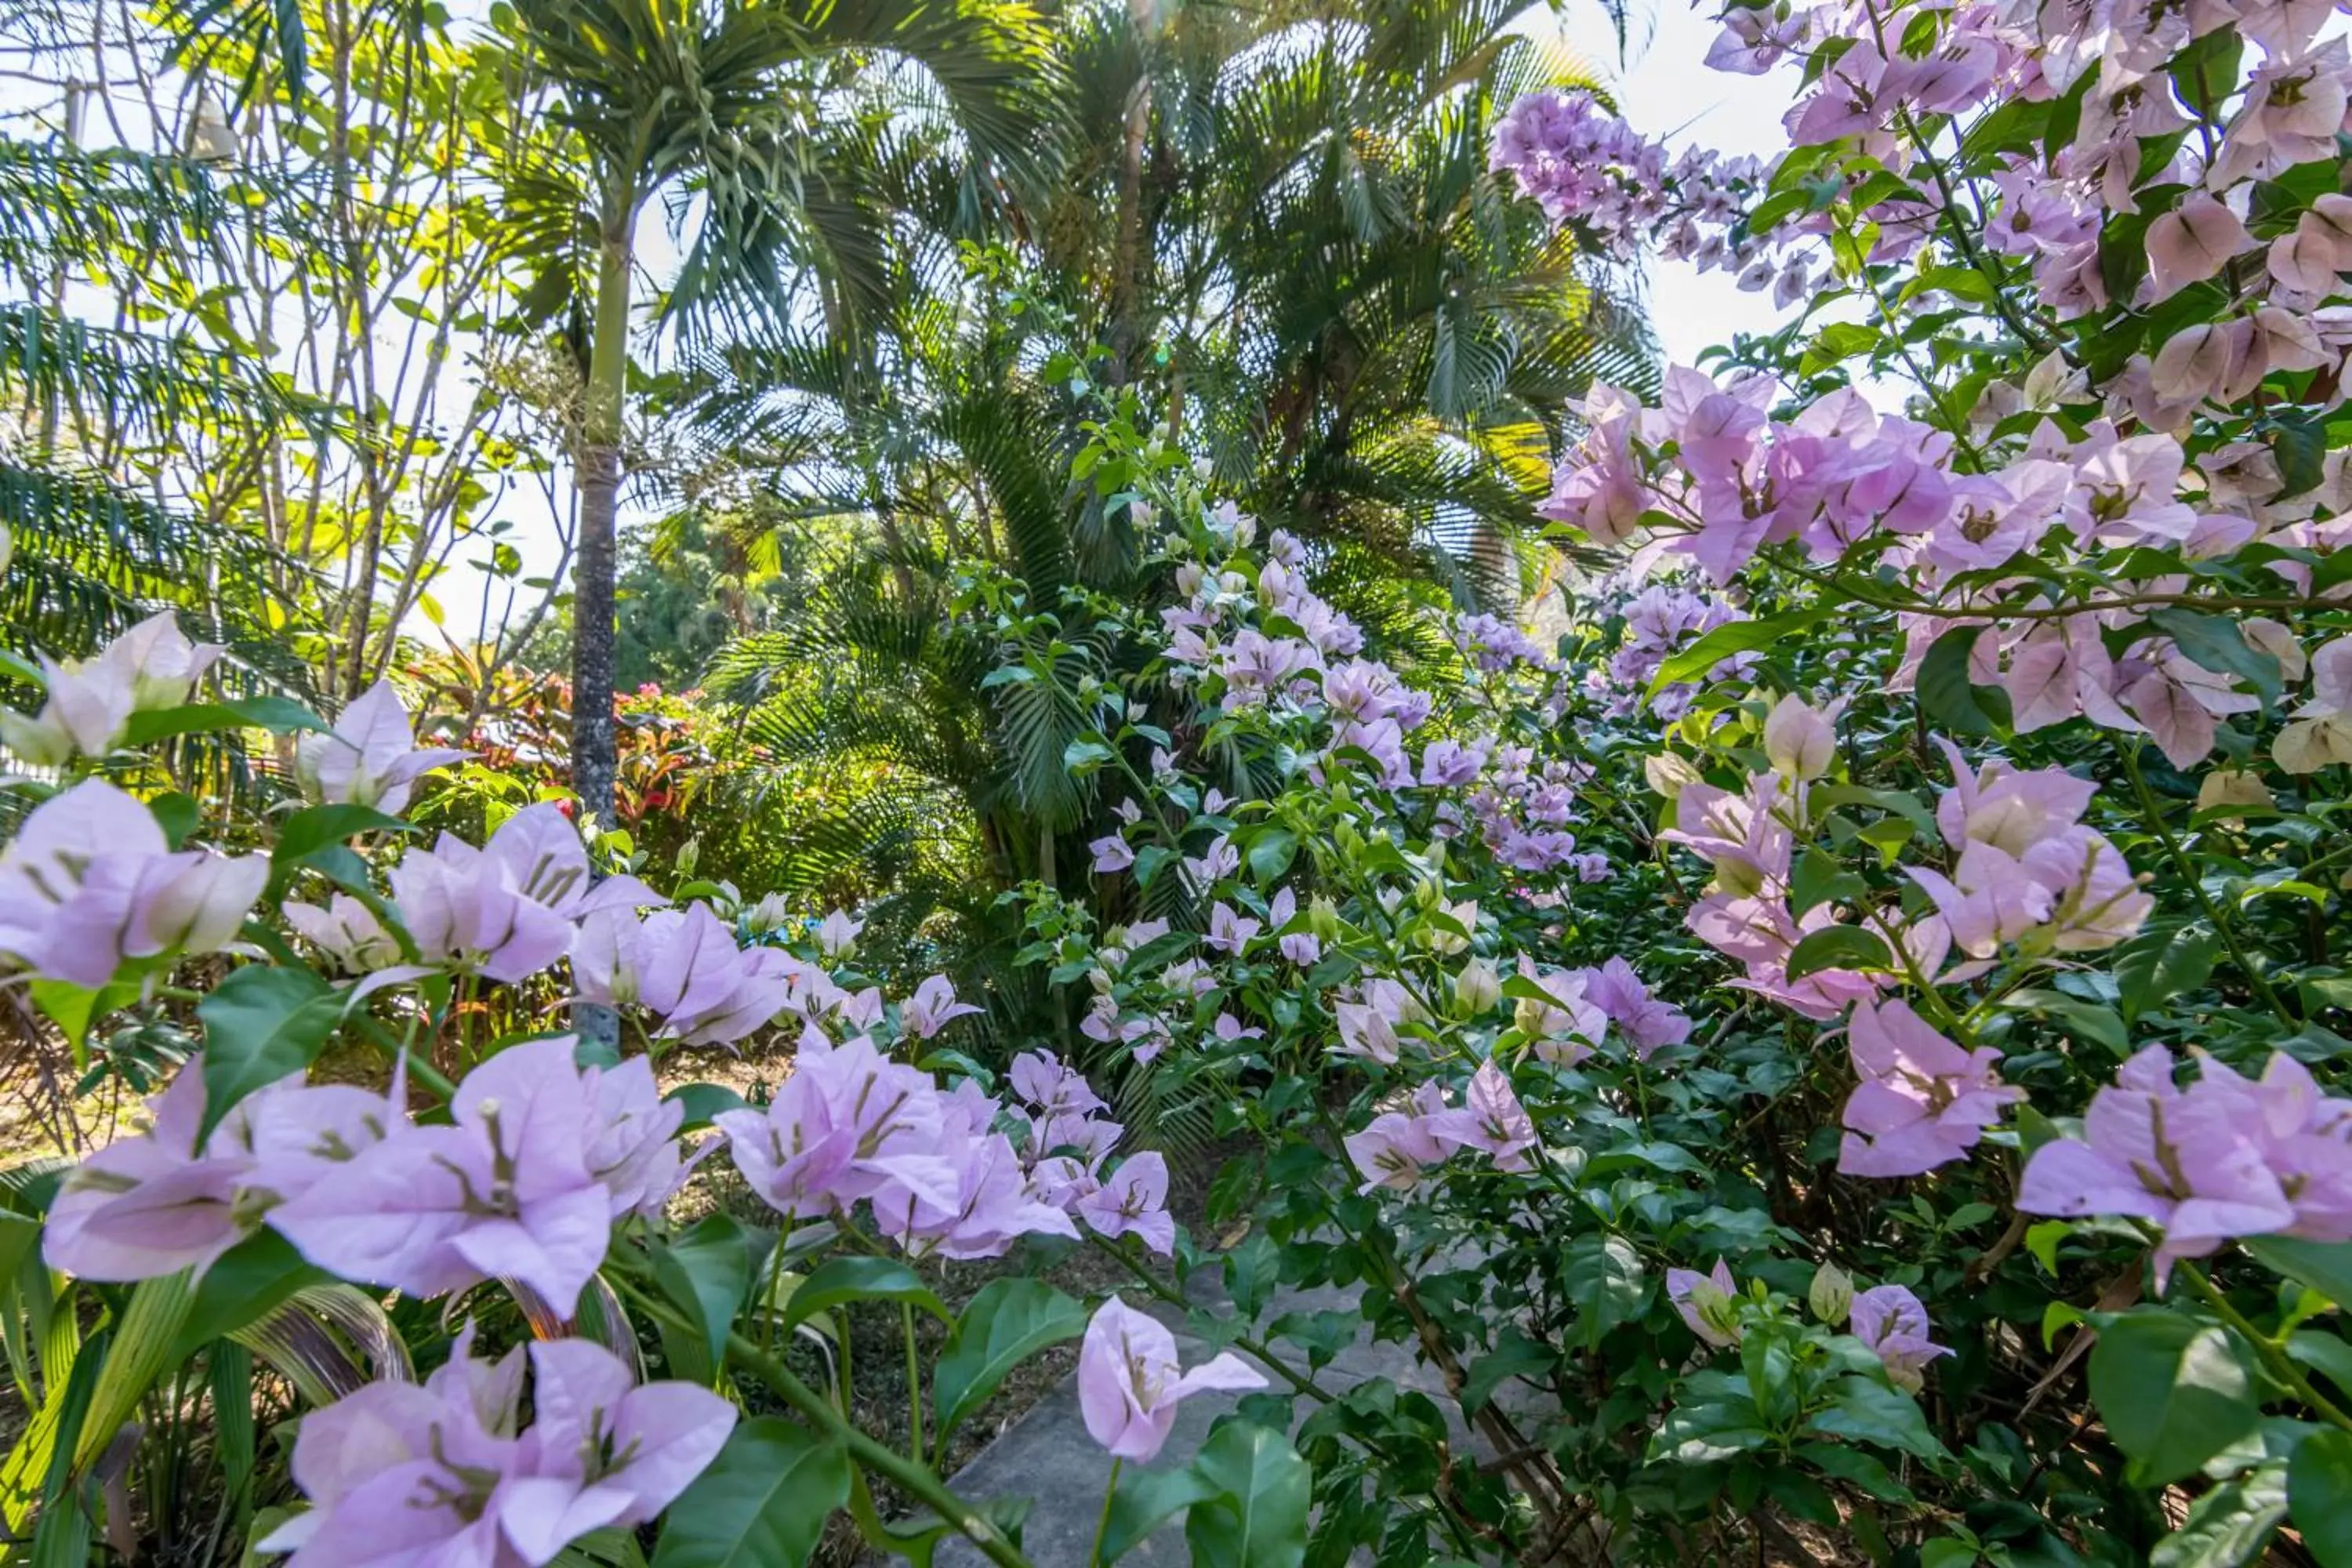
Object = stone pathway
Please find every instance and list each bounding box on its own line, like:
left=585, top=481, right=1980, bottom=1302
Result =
left=927, top=1278, right=1475, bottom=1567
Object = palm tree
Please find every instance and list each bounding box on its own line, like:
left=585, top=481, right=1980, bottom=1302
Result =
left=489, top=0, right=1053, bottom=822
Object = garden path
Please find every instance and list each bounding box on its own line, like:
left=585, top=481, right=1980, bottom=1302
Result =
left=924, top=1273, right=1476, bottom=1567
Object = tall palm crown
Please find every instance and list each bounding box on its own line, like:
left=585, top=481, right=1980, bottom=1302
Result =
left=490, top=0, right=1054, bottom=824
left=1033, top=0, right=1653, bottom=595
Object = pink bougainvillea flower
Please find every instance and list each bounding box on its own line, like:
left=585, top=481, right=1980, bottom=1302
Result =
left=1076, top=1151, right=1178, bottom=1254
left=2017, top=1045, right=2318, bottom=1282
left=1344, top=1092, right=1456, bottom=1194
left=1836, top=1000, right=2020, bottom=1177
left=1849, top=1284, right=1951, bottom=1391
left=0, top=779, right=265, bottom=988
left=900, top=975, right=982, bottom=1039
left=1090, top=834, right=1135, bottom=873
left=293, top=681, right=466, bottom=815
left=1077, top=1296, right=1265, bottom=1461
left=583, top=1058, right=690, bottom=1221
left=572, top=902, right=790, bottom=1048
left=270, top=1037, right=615, bottom=1313
left=45, top=1068, right=399, bottom=1282
left=1010, top=1050, right=1108, bottom=1119
left=284, top=893, right=404, bottom=974
left=2145, top=192, right=2252, bottom=300
left=1666, top=1258, right=1741, bottom=1348
left=264, top=1326, right=733, bottom=1568
left=389, top=804, right=660, bottom=984
left=1512, top=959, right=1609, bottom=1063
left=0, top=612, right=221, bottom=765
left=1575, top=956, right=1693, bottom=1057
left=717, top=1035, right=960, bottom=1221
left=1428, top=1060, right=1539, bottom=1171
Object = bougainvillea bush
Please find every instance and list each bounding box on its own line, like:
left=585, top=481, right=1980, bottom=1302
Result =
left=11, top=0, right=2352, bottom=1561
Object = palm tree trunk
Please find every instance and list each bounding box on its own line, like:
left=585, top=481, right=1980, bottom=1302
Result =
left=571, top=198, right=634, bottom=1063
left=574, top=209, right=633, bottom=829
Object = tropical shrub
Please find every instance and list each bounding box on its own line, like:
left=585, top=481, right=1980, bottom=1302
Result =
left=11, top=0, right=2352, bottom=1561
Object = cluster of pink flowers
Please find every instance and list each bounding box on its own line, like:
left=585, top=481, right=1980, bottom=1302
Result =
left=1011, top=1050, right=1178, bottom=1254
left=1664, top=720, right=2148, bottom=1031
left=572, top=902, right=798, bottom=1047
left=45, top=1038, right=686, bottom=1314
left=0, top=610, right=220, bottom=765
left=1574, top=577, right=1755, bottom=722
left=1446, top=743, right=1614, bottom=880
left=264, top=1324, right=732, bottom=1568
left=1667, top=1260, right=1950, bottom=1388
left=1487, top=90, right=1801, bottom=301
left=0, top=778, right=267, bottom=988
left=717, top=1036, right=1169, bottom=1261
left=2019, top=1046, right=2352, bottom=1282
left=1907, top=741, right=2150, bottom=961
left=1835, top=999, right=2020, bottom=1177
left=1343, top=1058, right=1539, bottom=1193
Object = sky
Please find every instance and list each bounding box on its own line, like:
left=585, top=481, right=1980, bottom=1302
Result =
left=1554, top=0, right=1798, bottom=370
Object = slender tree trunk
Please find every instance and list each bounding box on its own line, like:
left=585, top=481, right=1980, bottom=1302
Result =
left=571, top=194, right=635, bottom=1062
left=574, top=205, right=634, bottom=829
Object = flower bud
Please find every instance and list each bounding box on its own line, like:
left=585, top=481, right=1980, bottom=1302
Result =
left=1308, top=896, right=1341, bottom=942
left=1763, top=694, right=1839, bottom=781
left=675, top=837, right=702, bottom=880
left=1808, top=1261, right=1853, bottom=1326
left=1645, top=752, right=1702, bottom=800
left=1455, top=956, right=1501, bottom=1016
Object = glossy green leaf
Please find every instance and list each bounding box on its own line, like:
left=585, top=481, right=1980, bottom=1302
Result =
left=933, top=1279, right=1087, bottom=1442
left=2089, top=1310, right=2259, bottom=1484
left=1185, top=1421, right=1311, bottom=1568
left=197, top=967, right=346, bottom=1141
left=648, top=1418, right=848, bottom=1568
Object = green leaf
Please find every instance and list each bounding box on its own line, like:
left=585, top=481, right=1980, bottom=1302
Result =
left=648, top=1418, right=848, bottom=1568
left=933, top=1279, right=1088, bottom=1443
left=1916, top=626, right=2006, bottom=737
left=1804, top=1375, right=1945, bottom=1459
left=2002, top=989, right=2129, bottom=1054
left=652, top=1214, right=756, bottom=1364
left=1101, top=1465, right=1218, bottom=1563
left=2290, top=1429, right=2352, bottom=1566
left=1784, top=925, right=1893, bottom=981
left=74, top=1271, right=197, bottom=1474
left=776, top=1257, right=947, bottom=1338
left=1245, top=828, right=1298, bottom=885
left=663, top=1083, right=749, bottom=1131
left=271, top=804, right=412, bottom=867
left=2153, top=1459, right=2287, bottom=1567
left=1920, top=1542, right=1978, bottom=1568
left=1789, top=847, right=1866, bottom=916
left=120, top=695, right=326, bottom=744
left=1461, top=1329, right=1555, bottom=1415
left=1133, top=845, right=1178, bottom=889
left=1185, top=1421, right=1311, bottom=1568
left=2248, top=1238, right=2352, bottom=1308
left=1559, top=1235, right=1646, bottom=1350
left=197, top=967, right=347, bottom=1141
left=2089, top=1310, right=2259, bottom=1484
left=149, top=792, right=201, bottom=848
left=2115, top=921, right=2221, bottom=1022
left=1225, top=1232, right=1281, bottom=1321
left=2149, top=609, right=2282, bottom=706
left=171, top=1231, right=326, bottom=1361
left=1649, top=607, right=1828, bottom=695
